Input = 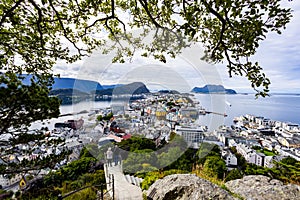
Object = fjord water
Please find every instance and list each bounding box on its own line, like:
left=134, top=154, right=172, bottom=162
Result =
left=195, top=94, right=300, bottom=130
left=32, top=94, right=300, bottom=131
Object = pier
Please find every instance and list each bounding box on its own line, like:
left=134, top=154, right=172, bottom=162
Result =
left=205, top=111, right=228, bottom=117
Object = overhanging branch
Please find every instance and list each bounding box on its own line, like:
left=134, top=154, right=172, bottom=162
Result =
left=0, top=0, right=24, bottom=27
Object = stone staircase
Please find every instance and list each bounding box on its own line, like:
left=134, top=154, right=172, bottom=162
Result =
left=124, top=174, right=143, bottom=187
left=104, top=164, right=143, bottom=200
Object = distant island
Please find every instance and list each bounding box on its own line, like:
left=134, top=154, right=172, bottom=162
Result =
left=191, top=84, right=237, bottom=94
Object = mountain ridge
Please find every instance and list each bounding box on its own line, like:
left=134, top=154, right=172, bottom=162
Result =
left=50, top=82, right=150, bottom=104
left=93, top=82, right=150, bottom=95
left=52, top=77, right=103, bottom=91
left=20, top=75, right=103, bottom=92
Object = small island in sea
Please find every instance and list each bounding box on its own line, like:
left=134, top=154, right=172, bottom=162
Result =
left=191, top=84, right=237, bottom=94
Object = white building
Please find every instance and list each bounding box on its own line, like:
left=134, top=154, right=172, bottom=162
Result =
left=261, top=139, right=273, bottom=151
left=282, top=122, right=299, bottom=132
left=236, top=143, right=253, bottom=160
left=248, top=152, right=265, bottom=166
left=228, top=139, right=237, bottom=147
left=236, top=143, right=269, bottom=166
left=264, top=156, right=275, bottom=168
left=275, top=121, right=283, bottom=128
left=175, top=125, right=205, bottom=148
left=278, top=149, right=300, bottom=161
left=0, top=174, right=22, bottom=189
left=223, top=152, right=238, bottom=170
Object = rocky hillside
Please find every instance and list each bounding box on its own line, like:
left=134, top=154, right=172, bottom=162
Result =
left=146, top=174, right=300, bottom=200
left=146, top=174, right=235, bottom=200
left=225, top=175, right=300, bottom=200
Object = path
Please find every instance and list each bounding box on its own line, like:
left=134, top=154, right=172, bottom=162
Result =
left=104, top=163, right=143, bottom=200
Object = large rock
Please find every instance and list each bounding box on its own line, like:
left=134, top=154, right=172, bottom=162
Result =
left=225, top=175, right=300, bottom=200
left=146, top=174, right=236, bottom=200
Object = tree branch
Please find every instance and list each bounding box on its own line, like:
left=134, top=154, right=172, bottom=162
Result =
left=82, top=0, right=116, bottom=36
left=48, top=0, right=87, bottom=56
left=138, top=0, right=163, bottom=28
left=27, top=0, right=45, bottom=48
left=202, top=0, right=226, bottom=59
left=0, top=0, right=24, bottom=27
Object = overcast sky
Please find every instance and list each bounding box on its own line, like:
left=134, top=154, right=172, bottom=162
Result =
left=54, top=1, right=300, bottom=93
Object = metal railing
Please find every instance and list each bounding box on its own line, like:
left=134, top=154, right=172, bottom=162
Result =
left=57, top=174, right=114, bottom=200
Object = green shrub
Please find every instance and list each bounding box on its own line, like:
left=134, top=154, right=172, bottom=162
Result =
left=224, top=169, right=243, bottom=182
left=140, top=169, right=186, bottom=190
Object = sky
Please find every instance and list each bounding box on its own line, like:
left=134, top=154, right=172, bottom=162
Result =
left=53, top=1, right=300, bottom=93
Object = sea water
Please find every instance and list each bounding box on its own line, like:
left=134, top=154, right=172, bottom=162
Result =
left=30, top=94, right=300, bottom=131
left=194, top=93, right=300, bottom=130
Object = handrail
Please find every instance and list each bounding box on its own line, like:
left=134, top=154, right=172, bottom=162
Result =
left=58, top=174, right=114, bottom=200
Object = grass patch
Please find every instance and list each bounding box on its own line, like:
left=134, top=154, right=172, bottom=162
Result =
left=193, top=166, right=244, bottom=200
left=257, top=149, right=276, bottom=156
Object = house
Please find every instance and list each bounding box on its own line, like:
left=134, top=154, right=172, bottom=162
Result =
left=275, top=121, right=283, bottom=128
left=245, top=114, right=256, bottom=122
left=236, top=143, right=271, bottom=167
left=155, top=109, right=167, bottom=120
left=228, top=139, right=237, bottom=147
left=236, top=144, right=253, bottom=160
left=248, top=152, right=265, bottom=166
left=261, top=138, right=273, bottom=151
left=68, top=150, right=80, bottom=163
left=282, top=122, right=299, bottom=132
left=277, top=149, right=300, bottom=161
left=264, top=156, right=275, bottom=168
left=223, top=151, right=238, bottom=170
left=214, top=127, right=237, bottom=146
left=0, top=174, right=22, bottom=189
left=278, top=136, right=289, bottom=147
left=262, top=118, right=271, bottom=127
left=65, top=139, right=84, bottom=151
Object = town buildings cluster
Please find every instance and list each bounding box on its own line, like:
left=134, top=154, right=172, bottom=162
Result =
left=216, top=114, right=300, bottom=169
left=1, top=92, right=300, bottom=190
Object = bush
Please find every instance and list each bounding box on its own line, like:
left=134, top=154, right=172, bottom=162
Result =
left=96, top=115, right=103, bottom=121
left=141, top=171, right=164, bottom=190
left=64, top=188, right=97, bottom=200
left=140, top=169, right=186, bottom=190
left=224, top=169, right=243, bottom=182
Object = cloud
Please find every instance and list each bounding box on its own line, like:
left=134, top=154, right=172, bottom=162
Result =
left=251, top=1, right=300, bottom=92
left=215, top=1, right=300, bottom=93
left=71, top=43, right=227, bottom=92
left=53, top=2, right=300, bottom=93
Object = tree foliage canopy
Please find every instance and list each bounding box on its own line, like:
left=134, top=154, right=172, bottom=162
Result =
left=1, top=0, right=294, bottom=95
